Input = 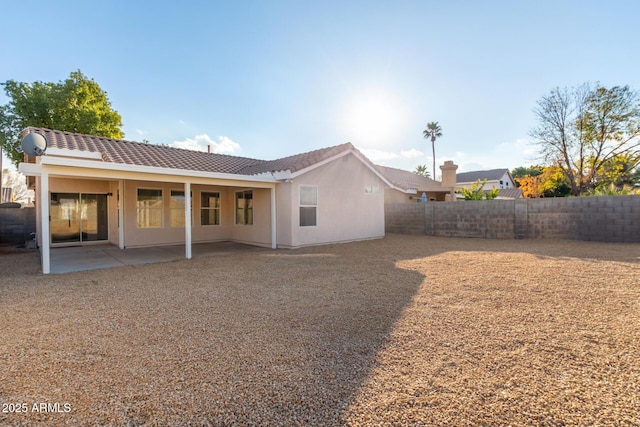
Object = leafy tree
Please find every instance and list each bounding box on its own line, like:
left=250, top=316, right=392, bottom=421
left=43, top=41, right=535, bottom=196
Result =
left=511, top=165, right=544, bottom=180
left=514, top=165, right=572, bottom=198
left=2, top=168, right=33, bottom=204
left=422, top=121, right=442, bottom=180
left=0, top=70, right=124, bottom=165
left=413, top=164, right=431, bottom=178
left=538, top=165, right=571, bottom=197
left=515, top=175, right=543, bottom=198
left=529, top=83, right=640, bottom=195
left=592, top=153, right=640, bottom=190
left=588, top=183, right=639, bottom=196
left=458, top=179, right=499, bottom=200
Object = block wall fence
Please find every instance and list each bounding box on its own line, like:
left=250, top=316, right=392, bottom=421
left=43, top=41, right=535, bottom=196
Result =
left=385, top=196, right=640, bottom=243
left=0, top=207, right=36, bottom=244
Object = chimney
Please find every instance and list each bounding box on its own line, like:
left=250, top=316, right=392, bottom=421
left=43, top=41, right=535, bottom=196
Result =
left=440, top=160, right=458, bottom=187
left=207, top=145, right=211, bottom=153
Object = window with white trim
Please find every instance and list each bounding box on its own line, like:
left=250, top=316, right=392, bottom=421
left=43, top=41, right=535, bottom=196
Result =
left=236, top=190, right=253, bottom=225
left=201, top=192, right=221, bottom=226
left=299, top=185, right=317, bottom=227
left=170, top=190, right=193, bottom=227
left=137, top=188, right=163, bottom=228
left=364, top=185, right=380, bottom=194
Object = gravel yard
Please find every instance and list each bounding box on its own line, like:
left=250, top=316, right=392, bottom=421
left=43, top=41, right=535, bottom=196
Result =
left=1, top=235, right=639, bottom=426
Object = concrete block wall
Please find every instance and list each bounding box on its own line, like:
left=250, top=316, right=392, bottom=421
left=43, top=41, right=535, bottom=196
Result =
left=0, top=207, right=36, bottom=244
left=385, top=203, right=426, bottom=234
left=385, top=195, right=640, bottom=243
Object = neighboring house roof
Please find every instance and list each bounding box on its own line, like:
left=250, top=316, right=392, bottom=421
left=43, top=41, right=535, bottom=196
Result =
left=496, top=188, right=524, bottom=199
left=23, top=128, right=360, bottom=177
left=375, top=165, right=442, bottom=191
left=457, top=168, right=510, bottom=183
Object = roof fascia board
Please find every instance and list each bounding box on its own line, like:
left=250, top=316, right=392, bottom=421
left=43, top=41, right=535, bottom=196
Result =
left=38, top=156, right=278, bottom=184
left=45, top=147, right=103, bottom=160
left=18, top=162, right=42, bottom=176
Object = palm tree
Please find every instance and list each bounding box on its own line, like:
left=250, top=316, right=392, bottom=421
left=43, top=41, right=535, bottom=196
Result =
left=413, top=165, right=431, bottom=178
left=423, top=122, right=442, bottom=180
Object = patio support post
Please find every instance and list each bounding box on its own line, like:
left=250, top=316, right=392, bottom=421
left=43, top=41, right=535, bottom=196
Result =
left=118, top=180, right=125, bottom=249
left=185, top=182, right=192, bottom=259
left=271, top=185, right=277, bottom=249
left=40, top=172, right=50, bottom=274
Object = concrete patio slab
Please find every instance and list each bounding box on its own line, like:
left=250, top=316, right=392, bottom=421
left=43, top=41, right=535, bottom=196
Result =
left=50, top=241, right=268, bottom=274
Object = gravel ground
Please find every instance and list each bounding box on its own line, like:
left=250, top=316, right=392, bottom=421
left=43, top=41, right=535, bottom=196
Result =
left=0, top=235, right=638, bottom=426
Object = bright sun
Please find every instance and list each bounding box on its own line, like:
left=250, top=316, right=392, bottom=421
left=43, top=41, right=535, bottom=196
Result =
left=342, top=93, right=405, bottom=147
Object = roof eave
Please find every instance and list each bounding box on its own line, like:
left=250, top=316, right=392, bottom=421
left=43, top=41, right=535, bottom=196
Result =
left=28, top=156, right=278, bottom=183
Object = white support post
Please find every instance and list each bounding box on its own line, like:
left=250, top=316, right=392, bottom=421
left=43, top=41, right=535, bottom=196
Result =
left=271, top=185, right=277, bottom=249
left=40, top=172, right=50, bottom=274
left=185, top=182, right=192, bottom=259
left=118, top=180, right=125, bottom=249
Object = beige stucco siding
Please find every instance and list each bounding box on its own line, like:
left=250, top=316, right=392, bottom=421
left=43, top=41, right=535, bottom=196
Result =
left=282, top=153, right=386, bottom=248
left=122, top=181, right=273, bottom=248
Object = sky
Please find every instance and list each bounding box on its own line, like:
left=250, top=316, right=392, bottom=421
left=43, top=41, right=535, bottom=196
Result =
left=2, top=0, right=640, bottom=177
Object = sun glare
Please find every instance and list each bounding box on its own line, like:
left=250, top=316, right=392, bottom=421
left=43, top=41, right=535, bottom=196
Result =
left=341, top=93, right=405, bottom=147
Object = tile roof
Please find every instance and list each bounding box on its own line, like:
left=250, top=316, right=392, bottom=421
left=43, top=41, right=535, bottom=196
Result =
left=496, top=188, right=524, bottom=199
left=236, top=142, right=356, bottom=175
left=457, top=168, right=509, bottom=183
left=23, top=128, right=356, bottom=176
left=375, top=165, right=442, bottom=190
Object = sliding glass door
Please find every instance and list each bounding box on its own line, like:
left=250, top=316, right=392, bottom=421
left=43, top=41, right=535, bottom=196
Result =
left=50, top=193, right=108, bottom=244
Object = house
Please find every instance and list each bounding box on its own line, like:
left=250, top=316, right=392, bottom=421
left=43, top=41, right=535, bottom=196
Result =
left=377, top=160, right=458, bottom=203
left=456, top=168, right=523, bottom=199
left=19, top=127, right=403, bottom=274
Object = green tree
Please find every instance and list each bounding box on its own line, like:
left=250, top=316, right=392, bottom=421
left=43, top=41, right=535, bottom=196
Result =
left=413, top=164, right=431, bottom=178
left=592, top=153, right=640, bottom=190
left=459, top=179, right=499, bottom=200
left=511, top=165, right=544, bottom=180
left=0, top=70, right=124, bottom=165
left=530, top=83, right=640, bottom=195
left=423, top=121, right=442, bottom=180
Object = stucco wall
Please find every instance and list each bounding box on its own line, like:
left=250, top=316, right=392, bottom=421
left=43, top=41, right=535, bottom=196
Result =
left=122, top=181, right=273, bottom=248
left=279, top=153, right=386, bottom=248
left=385, top=196, right=640, bottom=243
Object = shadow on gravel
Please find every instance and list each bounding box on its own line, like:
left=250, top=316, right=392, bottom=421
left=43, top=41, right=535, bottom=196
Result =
left=1, top=233, right=637, bottom=425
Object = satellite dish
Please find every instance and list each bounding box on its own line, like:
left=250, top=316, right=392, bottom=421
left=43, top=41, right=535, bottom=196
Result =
left=21, top=133, right=47, bottom=156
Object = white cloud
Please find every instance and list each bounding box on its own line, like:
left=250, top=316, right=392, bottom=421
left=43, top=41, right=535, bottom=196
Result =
left=171, top=134, right=241, bottom=154
left=358, top=148, right=399, bottom=162
left=440, top=138, right=538, bottom=173
left=135, top=129, right=148, bottom=136
left=400, top=148, right=424, bottom=158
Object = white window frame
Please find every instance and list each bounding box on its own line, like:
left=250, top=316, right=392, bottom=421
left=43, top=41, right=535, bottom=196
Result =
left=136, top=188, right=163, bottom=228
left=170, top=190, right=193, bottom=228
left=200, top=191, right=221, bottom=226
left=299, top=185, right=318, bottom=227
left=235, top=190, right=253, bottom=226
left=364, top=185, right=380, bottom=194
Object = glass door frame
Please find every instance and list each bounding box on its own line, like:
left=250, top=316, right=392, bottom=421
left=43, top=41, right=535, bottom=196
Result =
left=50, top=192, right=110, bottom=247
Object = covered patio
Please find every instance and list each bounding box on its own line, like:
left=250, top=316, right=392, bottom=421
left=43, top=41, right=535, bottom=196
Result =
left=49, top=241, right=268, bottom=274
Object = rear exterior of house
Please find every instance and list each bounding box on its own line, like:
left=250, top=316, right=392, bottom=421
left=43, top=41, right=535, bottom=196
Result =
left=20, top=128, right=393, bottom=273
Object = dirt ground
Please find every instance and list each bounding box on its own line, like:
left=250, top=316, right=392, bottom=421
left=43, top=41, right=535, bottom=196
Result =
left=0, top=235, right=638, bottom=426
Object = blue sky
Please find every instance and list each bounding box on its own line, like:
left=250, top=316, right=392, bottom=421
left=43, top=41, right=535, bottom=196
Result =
left=2, top=0, right=639, bottom=176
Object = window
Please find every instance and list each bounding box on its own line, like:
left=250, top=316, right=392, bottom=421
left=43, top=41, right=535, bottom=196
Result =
left=364, top=185, right=380, bottom=194
left=170, top=190, right=193, bottom=227
left=299, top=185, right=317, bottom=227
left=236, top=190, right=253, bottom=225
left=201, top=192, right=221, bottom=226
left=137, top=189, right=163, bottom=228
